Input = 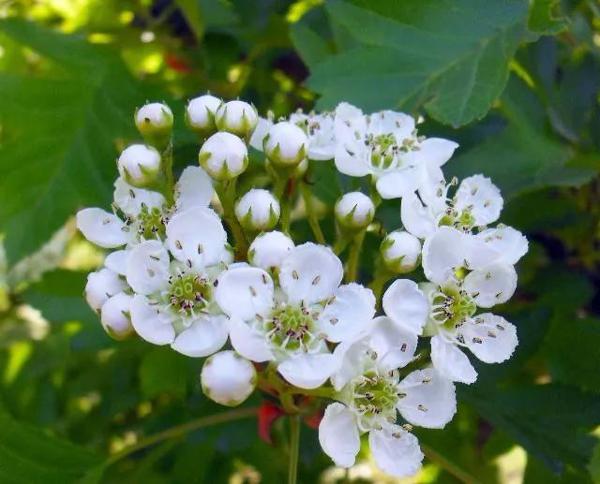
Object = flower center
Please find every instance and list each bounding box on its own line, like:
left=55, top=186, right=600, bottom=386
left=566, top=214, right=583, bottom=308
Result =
left=350, top=369, right=399, bottom=425
left=431, top=285, right=476, bottom=329
left=264, top=305, right=316, bottom=352
left=136, top=205, right=167, bottom=239
left=168, top=273, right=212, bottom=315
left=438, top=206, right=475, bottom=232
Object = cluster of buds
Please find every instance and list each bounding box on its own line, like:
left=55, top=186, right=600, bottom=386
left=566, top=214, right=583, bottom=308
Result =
left=76, top=94, right=527, bottom=479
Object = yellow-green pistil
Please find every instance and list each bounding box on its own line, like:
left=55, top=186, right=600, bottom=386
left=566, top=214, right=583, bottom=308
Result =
left=264, top=305, right=316, bottom=351
left=136, top=205, right=167, bottom=239
left=353, top=370, right=399, bottom=419
left=168, top=273, right=212, bottom=315
left=431, top=285, right=476, bottom=330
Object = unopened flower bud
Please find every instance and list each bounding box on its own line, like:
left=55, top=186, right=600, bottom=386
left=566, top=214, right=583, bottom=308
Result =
left=201, top=351, right=256, bottom=407
left=335, top=192, right=375, bottom=230
left=117, top=144, right=162, bottom=188
left=264, top=122, right=308, bottom=166
left=235, top=189, right=280, bottom=231
left=135, top=102, right=173, bottom=147
left=199, top=132, right=248, bottom=181
left=381, top=230, right=421, bottom=273
left=85, top=268, right=126, bottom=311
left=185, top=94, right=222, bottom=137
left=248, top=231, right=294, bottom=272
left=215, top=100, right=258, bottom=138
left=100, top=292, right=133, bottom=340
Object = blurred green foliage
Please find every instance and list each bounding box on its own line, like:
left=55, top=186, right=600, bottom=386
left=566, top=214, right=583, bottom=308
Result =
left=0, top=0, right=599, bottom=483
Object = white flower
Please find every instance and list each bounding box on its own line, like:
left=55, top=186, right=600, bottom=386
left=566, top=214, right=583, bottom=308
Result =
left=199, top=132, right=248, bottom=180
left=201, top=350, right=256, bottom=406
left=135, top=102, right=173, bottom=139
left=85, top=267, right=126, bottom=311
left=117, top=144, right=162, bottom=188
left=289, top=110, right=336, bottom=160
left=186, top=94, right=222, bottom=135
left=264, top=121, right=308, bottom=166
left=77, top=166, right=213, bottom=250
left=125, top=207, right=230, bottom=357
left=215, top=100, right=258, bottom=138
left=319, top=317, right=456, bottom=476
left=100, top=292, right=133, bottom=339
left=214, top=243, right=376, bottom=388
left=334, top=102, right=458, bottom=199
left=382, top=279, right=430, bottom=335
left=248, top=231, right=294, bottom=272
left=380, top=231, right=421, bottom=273
left=235, top=189, right=280, bottom=231
left=401, top=175, right=504, bottom=239
left=335, top=192, right=375, bottom=230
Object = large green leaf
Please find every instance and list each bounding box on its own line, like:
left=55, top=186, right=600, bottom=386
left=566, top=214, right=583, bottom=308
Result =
left=298, top=0, right=531, bottom=126
left=447, top=76, right=596, bottom=199
left=0, top=406, right=101, bottom=483
left=0, top=19, right=158, bottom=264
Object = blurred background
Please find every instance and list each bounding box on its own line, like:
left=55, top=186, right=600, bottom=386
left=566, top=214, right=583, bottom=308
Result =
left=0, top=0, right=599, bottom=482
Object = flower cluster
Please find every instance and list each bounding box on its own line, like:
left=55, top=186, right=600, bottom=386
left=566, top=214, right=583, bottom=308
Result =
left=77, top=94, right=527, bottom=478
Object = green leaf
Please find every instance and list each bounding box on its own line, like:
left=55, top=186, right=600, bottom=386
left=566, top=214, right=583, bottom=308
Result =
left=542, top=318, right=600, bottom=393
left=0, top=406, right=101, bottom=483
left=22, top=270, right=96, bottom=326
left=289, top=22, right=333, bottom=68
left=461, top=383, right=600, bottom=473
left=139, top=347, right=189, bottom=399
left=175, top=0, right=205, bottom=39
left=588, top=441, right=600, bottom=484
left=528, top=0, right=568, bottom=35
left=448, top=76, right=596, bottom=199
left=302, top=0, right=530, bottom=126
left=0, top=19, right=159, bottom=263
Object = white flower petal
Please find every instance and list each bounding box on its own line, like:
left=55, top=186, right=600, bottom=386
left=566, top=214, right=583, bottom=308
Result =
left=406, top=138, right=458, bottom=167
left=477, top=226, right=528, bottom=265
left=376, top=168, right=419, bottom=199
left=113, top=177, right=165, bottom=217
left=370, top=316, right=418, bottom=370
left=318, top=403, right=360, bottom=468
left=277, top=352, right=336, bottom=389
left=318, top=283, right=376, bottom=343
left=334, top=143, right=372, bottom=177
left=85, top=268, right=126, bottom=311
left=463, top=313, right=518, bottom=364
left=76, top=208, right=129, bottom=248
left=382, top=279, right=428, bottom=335
left=130, top=294, right=175, bottom=345
left=422, top=226, right=468, bottom=284
left=125, top=240, right=170, bottom=295
left=369, top=426, right=423, bottom=478
left=166, top=207, right=227, bottom=269
left=100, top=292, right=133, bottom=339
left=430, top=335, right=477, bottom=384
left=215, top=266, right=274, bottom=320
left=104, top=249, right=129, bottom=275
left=455, top=175, right=503, bottom=226
left=171, top=314, right=228, bottom=357
left=249, top=116, right=273, bottom=151
left=463, top=263, right=517, bottom=307
left=371, top=110, right=415, bottom=141
left=227, top=317, right=273, bottom=362
left=248, top=231, right=294, bottom=271
left=279, top=243, right=343, bottom=305
left=175, top=166, right=213, bottom=211
left=400, top=191, right=437, bottom=239
left=397, top=368, right=457, bottom=429
left=201, top=351, right=256, bottom=407
left=331, top=336, right=371, bottom=391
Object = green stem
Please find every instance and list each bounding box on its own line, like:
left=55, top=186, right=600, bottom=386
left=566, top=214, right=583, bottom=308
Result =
left=106, top=407, right=257, bottom=466
left=368, top=261, right=394, bottom=304
left=274, top=176, right=293, bottom=234
left=420, top=443, right=478, bottom=483
left=345, top=231, right=365, bottom=283
left=332, top=236, right=349, bottom=255
left=288, top=415, right=301, bottom=484
left=215, top=179, right=248, bottom=260
left=300, top=181, right=325, bottom=244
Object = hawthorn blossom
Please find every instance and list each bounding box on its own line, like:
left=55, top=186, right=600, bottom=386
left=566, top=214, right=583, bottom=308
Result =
left=289, top=110, right=336, bottom=160
left=401, top=174, right=504, bottom=239
left=319, top=316, right=456, bottom=477
left=214, top=243, right=376, bottom=389
left=334, top=102, right=458, bottom=199
left=125, top=206, right=231, bottom=357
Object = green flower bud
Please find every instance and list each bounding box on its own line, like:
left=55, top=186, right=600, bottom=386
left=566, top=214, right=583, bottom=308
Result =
left=381, top=230, right=421, bottom=273
left=235, top=189, right=280, bottom=231
left=199, top=132, right=248, bottom=181
left=335, top=192, right=375, bottom=230
left=215, top=100, right=258, bottom=139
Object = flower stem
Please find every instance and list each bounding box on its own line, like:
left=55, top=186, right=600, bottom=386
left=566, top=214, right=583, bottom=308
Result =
left=368, top=260, right=394, bottom=305
left=274, top=176, right=294, bottom=234
left=288, top=415, right=301, bottom=484
left=215, top=179, right=248, bottom=260
left=345, top=231, right=365, bottom=283
left=106, top=407, right=257, bottom=466
left=300, top=181, right=325, bottom=244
